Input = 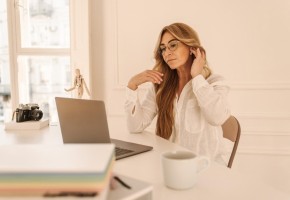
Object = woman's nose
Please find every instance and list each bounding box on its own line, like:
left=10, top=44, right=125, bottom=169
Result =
left=164, top=49, right=172, bottom=57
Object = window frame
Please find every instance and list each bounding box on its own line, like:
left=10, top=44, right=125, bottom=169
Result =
left=6, top=0, right=91, bottom=114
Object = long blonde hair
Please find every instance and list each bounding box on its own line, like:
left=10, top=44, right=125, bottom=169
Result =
left=153, top=22, right=211, bottom=139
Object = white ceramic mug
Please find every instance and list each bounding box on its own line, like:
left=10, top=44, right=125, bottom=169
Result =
left=161, top=150, right=210, bottom=190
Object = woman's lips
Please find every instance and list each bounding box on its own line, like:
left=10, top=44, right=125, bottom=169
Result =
left=167, top=59, right=175, bottom=63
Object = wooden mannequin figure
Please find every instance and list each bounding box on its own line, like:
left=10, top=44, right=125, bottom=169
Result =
left=65, top=68, right=91, bottom=98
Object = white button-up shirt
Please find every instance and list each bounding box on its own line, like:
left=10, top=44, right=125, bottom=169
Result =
left=124, top=74, right=231, bottom=163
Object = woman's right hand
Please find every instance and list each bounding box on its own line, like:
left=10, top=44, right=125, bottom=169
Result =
left=127, top=70, right=164, bottom=90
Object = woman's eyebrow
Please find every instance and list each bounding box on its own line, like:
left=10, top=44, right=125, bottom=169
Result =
left=160, top=39, right=177, bottom=46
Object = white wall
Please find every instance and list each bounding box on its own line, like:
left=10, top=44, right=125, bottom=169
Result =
left=90, top=0, right=290, bottom=155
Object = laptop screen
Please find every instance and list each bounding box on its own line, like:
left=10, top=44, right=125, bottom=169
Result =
left=55, top=97, right=111, bottom=143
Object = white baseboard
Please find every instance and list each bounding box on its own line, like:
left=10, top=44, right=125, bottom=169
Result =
left=238, top=147, right=290, bottom=156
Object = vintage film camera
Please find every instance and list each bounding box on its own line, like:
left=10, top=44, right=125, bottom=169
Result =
left=12, top=104, right=43, bottom=122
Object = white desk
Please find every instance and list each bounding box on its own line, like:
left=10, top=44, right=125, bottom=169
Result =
left=0, top=123, right=289, bottom=200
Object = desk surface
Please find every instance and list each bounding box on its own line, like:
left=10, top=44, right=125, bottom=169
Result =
left=0, top=122, right=289, bottom=200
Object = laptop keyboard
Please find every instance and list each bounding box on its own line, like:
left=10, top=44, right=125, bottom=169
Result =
left=115, top=147, right=134, bottom=156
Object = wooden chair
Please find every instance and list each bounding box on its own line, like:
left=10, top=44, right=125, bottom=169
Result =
left=222, top=115, right=241, bottom=168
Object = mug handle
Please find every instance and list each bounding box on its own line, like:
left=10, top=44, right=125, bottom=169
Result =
left=196, top=156, right=210, bottom=174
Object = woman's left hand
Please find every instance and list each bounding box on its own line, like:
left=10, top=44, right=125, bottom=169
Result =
left=190, top=48, right=206, bottom=78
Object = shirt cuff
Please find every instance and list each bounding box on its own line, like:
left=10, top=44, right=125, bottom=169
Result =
left=126, top=87, right=138, bottom=102
left=191, top=74, right=208, bottom=91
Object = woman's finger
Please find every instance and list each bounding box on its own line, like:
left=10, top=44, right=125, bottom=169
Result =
left=146, top=71, right=163, bottom=82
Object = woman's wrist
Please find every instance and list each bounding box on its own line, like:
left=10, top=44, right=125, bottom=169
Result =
left=127, top=82, right=138, bottom=91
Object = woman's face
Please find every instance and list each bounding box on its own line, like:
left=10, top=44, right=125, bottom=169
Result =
left=160, top=31, right=192, bottom=70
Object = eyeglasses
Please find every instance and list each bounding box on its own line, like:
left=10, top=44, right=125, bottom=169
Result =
left=159, top=40, right=180, bottom=55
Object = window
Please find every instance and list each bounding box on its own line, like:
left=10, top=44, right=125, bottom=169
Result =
left=18, top=0, right=70, bottom=48
left=5, top=0, right=72, bottom=123
left=17, top=56, right=70, bottom=121
left=0, top=0, right=11, bottom=122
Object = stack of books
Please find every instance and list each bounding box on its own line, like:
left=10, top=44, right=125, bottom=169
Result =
left=0, top=144, right=115, bottom=198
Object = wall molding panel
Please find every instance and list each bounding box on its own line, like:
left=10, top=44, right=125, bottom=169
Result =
left=230, top=82, right=290, bottom=90
left=108, top=114, right=290, bottom=156
left=113, top=82, right=290, bottom=91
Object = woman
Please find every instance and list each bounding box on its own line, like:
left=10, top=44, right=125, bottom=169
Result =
left=124, top=22, right=231, bottom=164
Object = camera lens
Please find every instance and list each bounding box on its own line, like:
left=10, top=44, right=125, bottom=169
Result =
left=30, top=109, right=43, bottom=121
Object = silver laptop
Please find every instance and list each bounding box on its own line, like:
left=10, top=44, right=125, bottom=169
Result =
left=55, top=97, right=153, bottom=160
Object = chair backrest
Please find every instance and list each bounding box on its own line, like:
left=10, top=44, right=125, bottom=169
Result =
left=222, top=115, right=241, bottom=168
